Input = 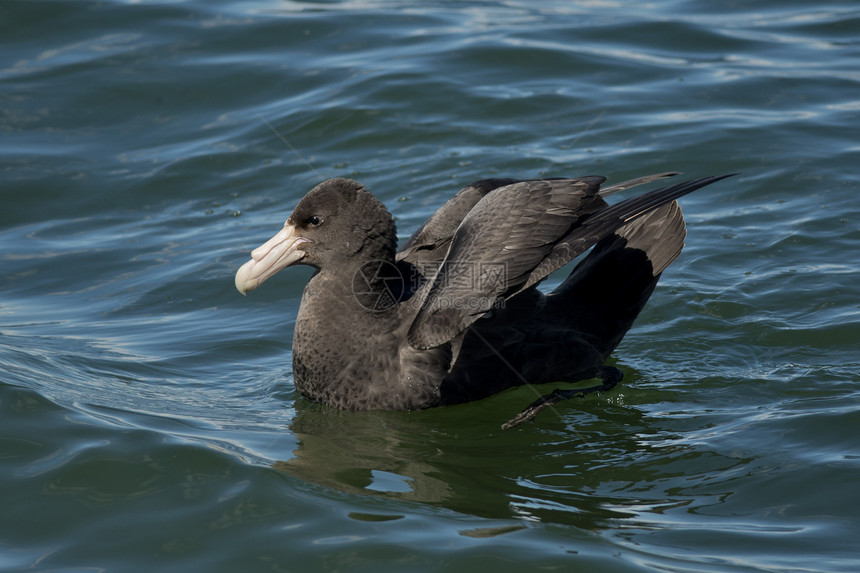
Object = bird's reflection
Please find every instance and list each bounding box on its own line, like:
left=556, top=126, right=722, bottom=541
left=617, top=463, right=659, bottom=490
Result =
left=273, top=382, right=681, bottom=529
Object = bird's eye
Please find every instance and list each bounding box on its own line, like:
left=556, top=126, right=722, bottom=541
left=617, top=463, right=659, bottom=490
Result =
left=308, top=216, right=322, bottom=227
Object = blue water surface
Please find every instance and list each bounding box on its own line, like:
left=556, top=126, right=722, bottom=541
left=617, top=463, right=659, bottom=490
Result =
left=2, top=1, right=859, bottom=571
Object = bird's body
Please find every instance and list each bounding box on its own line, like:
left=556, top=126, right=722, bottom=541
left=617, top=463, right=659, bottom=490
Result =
left=291, top=264, right=450, bottom=411
left=235, top=172, right=733, bottom=424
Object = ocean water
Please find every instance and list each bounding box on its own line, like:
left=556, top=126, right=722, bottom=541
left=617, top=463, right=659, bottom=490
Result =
left=2, top=0, right=859, bottom=571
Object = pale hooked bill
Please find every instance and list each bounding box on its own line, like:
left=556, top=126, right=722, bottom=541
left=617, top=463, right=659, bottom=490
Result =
left=235, top=223, right=308, bottom=294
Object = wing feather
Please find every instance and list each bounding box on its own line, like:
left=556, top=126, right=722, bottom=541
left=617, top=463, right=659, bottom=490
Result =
left=407, top=177, right=605, bottom=349
left=406, top=173, right=736, bottom=349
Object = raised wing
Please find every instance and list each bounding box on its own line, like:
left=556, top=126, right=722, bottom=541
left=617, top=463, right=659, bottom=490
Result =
left=520, top=174, right=735, bottom=291
left=396, top=172, right=680, bottom=269
left=396, top=178, right=519, bottom=267
left=407, top=177, right=606, bottom=349
left=407, top=173, right=736, bottom=349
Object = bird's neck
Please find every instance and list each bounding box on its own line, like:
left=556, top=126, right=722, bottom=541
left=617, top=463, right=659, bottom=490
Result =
left=307, top=253, right=407, bottom=313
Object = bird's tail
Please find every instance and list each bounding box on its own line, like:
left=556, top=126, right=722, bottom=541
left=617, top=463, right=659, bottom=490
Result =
left=549, top=200, right=686, bottom=358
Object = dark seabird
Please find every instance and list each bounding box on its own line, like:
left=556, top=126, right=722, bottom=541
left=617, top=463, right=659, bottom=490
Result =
left=235, top=172, right=733, bottom=427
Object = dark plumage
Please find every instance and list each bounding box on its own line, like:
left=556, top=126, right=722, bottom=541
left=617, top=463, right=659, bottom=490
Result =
left=235, top=172, right=733, bottom=426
